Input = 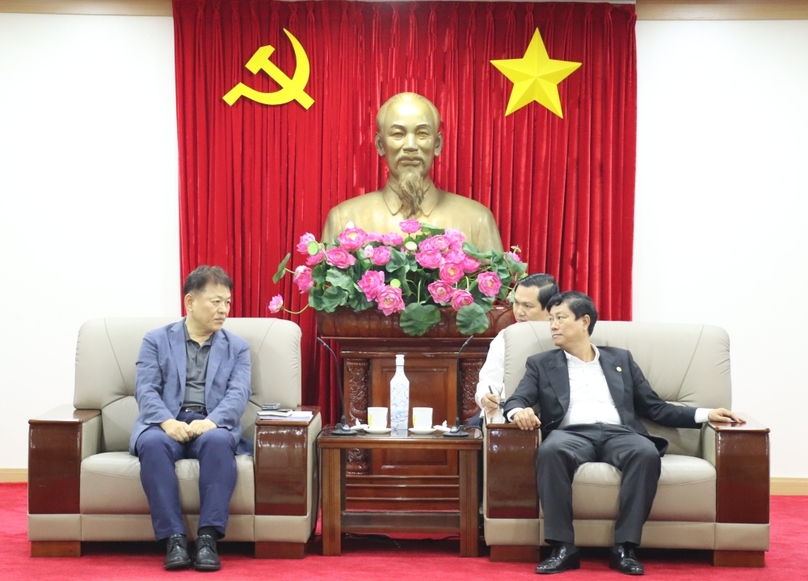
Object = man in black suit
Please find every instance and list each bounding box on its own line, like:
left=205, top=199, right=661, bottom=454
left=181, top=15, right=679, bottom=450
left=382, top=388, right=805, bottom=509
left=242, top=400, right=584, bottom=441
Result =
left=504, top=291, right=742, bottom=576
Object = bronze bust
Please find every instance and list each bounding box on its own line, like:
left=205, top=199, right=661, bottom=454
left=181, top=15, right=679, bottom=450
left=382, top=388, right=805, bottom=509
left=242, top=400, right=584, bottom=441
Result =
left=322, top=92, right=503, bottom=252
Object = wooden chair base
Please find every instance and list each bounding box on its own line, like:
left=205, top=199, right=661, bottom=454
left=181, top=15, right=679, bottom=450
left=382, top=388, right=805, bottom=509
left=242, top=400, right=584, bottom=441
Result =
left=254, top=541, right=306, bottom=559
left=489, top=544, right=538, bottom=562
left=30, top=541, right=81, bottom=558
left=713, top=550, right=765, bottom=567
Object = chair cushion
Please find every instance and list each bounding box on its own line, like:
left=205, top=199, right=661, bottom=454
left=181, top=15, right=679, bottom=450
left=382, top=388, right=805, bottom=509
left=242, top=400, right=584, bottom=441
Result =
left=539, top=455, right=716, bottom=522
left=80, top=452, right=255, bottom=515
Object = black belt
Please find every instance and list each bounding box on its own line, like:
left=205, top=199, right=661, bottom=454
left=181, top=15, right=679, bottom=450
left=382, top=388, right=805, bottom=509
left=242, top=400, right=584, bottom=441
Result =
left=180, top=405, right=207, bottom=414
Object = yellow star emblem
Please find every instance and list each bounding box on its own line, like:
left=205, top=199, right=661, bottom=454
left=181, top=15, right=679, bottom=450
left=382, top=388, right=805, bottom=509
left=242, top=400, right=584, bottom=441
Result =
left=491, top=28, right=582, bottom=118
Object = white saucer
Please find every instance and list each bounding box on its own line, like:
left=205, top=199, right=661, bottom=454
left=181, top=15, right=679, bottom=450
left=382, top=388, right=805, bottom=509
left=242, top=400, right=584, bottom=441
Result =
left=364, top=427, right=392, bottom=434
left=409, top=427, right=435, bottom=435
left=350, top=424, right=368, bottom=431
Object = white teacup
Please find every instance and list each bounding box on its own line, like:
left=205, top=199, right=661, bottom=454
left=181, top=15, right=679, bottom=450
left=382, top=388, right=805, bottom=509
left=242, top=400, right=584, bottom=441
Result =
left=367, top=407, right=388, bottom=430
left=412, top=407, right=433, bottom=429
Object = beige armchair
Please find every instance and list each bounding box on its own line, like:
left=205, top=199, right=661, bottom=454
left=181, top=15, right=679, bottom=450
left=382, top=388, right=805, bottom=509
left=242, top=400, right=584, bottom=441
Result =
left=483, top=321, right=769, bottom=567
left=28, top=317, right=321, bottom=559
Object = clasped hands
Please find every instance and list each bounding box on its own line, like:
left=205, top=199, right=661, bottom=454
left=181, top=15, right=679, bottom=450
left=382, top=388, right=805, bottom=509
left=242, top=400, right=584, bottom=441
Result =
left=161, top=417, right=217, bottom=442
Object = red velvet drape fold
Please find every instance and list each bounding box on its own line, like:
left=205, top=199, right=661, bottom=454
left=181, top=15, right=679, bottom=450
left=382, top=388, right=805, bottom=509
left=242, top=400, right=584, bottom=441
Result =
left=173, top=1, right=637, bottom=423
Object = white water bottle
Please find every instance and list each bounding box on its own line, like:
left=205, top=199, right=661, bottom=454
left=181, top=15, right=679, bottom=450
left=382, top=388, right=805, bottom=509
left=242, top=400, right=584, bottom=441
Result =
left=389, top=353, right=410, bottom=431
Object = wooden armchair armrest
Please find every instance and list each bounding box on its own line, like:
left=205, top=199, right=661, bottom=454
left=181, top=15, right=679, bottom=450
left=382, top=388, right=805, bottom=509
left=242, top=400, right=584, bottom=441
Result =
left=254, top=406, right=321, bottom=517
left=484, top=422, right=541, bottom=519
left=28, top=405, right=101, bottom=515
left=704, top=414, right=770, bottom=525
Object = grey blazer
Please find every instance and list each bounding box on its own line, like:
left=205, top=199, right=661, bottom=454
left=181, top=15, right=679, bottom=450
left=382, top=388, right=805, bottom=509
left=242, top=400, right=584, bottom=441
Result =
left=129, top=319, right=251, bottom=455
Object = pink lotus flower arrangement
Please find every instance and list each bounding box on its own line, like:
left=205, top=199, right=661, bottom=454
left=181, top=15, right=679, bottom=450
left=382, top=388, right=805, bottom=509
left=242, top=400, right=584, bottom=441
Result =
left=271, top=220, right=526, bottom=336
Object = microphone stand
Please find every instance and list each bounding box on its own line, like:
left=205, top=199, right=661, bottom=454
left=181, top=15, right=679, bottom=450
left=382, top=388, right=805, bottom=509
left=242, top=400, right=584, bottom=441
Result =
left=443, top=334, right=474, bottom=438
left=316, top=337, right=358, bottom=437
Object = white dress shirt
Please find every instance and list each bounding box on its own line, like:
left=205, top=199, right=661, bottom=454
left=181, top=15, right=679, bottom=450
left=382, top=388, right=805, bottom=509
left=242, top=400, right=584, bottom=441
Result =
left=475, top=330, right=506, bottom=423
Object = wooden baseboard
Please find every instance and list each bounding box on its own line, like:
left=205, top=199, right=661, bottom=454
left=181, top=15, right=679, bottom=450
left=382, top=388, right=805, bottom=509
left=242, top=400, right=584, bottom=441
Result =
left=0, top=469, right=28, bottom=483
left=770, top=478, right=808, bottom=496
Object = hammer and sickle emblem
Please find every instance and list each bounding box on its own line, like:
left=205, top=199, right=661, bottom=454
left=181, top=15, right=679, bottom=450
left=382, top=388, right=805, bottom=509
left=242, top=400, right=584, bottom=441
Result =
left=223, top=29, right=314, bottom=109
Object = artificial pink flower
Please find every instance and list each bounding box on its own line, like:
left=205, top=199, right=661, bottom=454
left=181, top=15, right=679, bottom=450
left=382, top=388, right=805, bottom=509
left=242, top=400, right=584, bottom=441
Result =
left=428, top=281, right=455, bottom=305
left=337, top=227, right=367, bottom=252
left=371, top=246, right=392, bottom=266
left=382, top=232, right=404, bottom=246
left=292, top=265, right=315, bottom=293
left=358, top=270, right=386, bottom=301
left=325, top=247, right=356, bottom=269
left=376, top=285, right=406, bottom=316
left=476, top=272, right=502, bottom=297
left=366, top=232, right=383, bottom=243
left=363, top=245, right=375, bottom=259
left=439, top=262, right=465, bottom=285
left=306, top=250, right=325, bottom=266
left=506, top=251, right=522, bottom=263
left=296, top=233, right=317, bottom=255
left=462, top=256, right=482, bottom=273
left=444, top=228, right=466, bottom=247
left=451, top=289, right=474, bottom=311
left=443, top=249, right=467, bottom=265
left=420, top=235, right=450, bottom=253
left=415, top=249, right=443, bottom=270
left=399, top=219, right=422, bottom=234
left=268, top=295, right=284, bottom=313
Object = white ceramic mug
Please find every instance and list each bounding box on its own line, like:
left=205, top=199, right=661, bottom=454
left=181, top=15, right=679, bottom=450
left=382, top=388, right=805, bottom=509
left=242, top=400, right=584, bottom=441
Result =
left=367, top=407, right=388, bottom=429
left=412, top=407, right=433, bottom=429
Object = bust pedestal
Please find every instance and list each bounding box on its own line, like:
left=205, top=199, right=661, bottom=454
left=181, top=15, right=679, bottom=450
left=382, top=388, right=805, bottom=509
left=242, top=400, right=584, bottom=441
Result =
left=317, top=306, right=513, bottom=510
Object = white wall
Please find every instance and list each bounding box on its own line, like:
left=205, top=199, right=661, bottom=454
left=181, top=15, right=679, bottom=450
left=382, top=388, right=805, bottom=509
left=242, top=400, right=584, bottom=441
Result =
left=0, top=13, right=180, bottom=469
left=635, top=20, right=808, bottom=478
left=1, top=12, right=806, bottom=480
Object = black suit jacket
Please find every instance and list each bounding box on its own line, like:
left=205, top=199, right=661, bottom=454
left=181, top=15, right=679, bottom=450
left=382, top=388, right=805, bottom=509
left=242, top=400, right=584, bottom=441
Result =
left=503, top=346, right=700, bottom=456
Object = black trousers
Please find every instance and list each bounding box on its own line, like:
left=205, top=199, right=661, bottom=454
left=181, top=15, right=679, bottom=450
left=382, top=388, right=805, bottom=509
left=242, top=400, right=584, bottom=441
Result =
left=537, top=423, right=661, bottom=546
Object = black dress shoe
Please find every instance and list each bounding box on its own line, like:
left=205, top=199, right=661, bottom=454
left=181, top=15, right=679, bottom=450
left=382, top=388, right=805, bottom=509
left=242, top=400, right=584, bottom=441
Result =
left=535, top=545, right=581, bottom=574
left=164, top=534, right=192, bottom=570
left=609, top=544, right=645, bottom=575
left=194, top=534, right=221, bottom=572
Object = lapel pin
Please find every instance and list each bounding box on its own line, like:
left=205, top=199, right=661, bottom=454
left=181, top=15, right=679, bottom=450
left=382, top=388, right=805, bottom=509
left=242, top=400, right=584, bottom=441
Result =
left=616, top=366, right=622, bottom=372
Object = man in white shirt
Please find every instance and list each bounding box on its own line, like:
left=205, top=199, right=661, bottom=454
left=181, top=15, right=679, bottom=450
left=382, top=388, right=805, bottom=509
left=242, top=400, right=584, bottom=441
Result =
left=504, top=291, right=742, bottom=576
left=473, top=273, right=558, bottom=424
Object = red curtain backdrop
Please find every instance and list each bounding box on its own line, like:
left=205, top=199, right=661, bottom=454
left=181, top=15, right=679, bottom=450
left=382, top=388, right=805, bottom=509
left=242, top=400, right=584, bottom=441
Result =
left=173, top=0, right=637, bottom=422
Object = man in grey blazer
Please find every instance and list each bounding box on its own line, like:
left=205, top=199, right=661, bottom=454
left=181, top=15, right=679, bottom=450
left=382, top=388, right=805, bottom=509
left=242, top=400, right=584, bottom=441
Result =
left=130, top=266, right=251, bottom=572
left=504, top=291, right=741, bottom=576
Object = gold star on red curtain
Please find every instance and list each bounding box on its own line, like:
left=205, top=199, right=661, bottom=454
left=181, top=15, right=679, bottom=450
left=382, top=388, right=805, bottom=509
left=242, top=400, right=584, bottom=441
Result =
left=491, top=28, right=582, bottom=117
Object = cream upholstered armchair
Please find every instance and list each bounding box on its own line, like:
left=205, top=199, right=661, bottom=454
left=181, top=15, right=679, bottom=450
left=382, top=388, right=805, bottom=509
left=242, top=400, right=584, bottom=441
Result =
left=483, top=321, right=770, bottom=567
left=28, top=317, right=321, bottom=559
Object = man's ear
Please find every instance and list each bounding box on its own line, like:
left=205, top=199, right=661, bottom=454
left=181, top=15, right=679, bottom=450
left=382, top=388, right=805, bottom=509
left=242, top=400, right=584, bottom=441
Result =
left=375, top=133, right=384, bottom=156
left=183, top=293, right=195, bottom=314
left=434, top=131, right=443, bottom=156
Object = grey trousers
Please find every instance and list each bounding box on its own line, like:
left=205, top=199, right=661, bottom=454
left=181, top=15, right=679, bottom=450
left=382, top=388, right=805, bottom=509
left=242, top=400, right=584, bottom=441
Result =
left=537, top=423, right=661, bottom=546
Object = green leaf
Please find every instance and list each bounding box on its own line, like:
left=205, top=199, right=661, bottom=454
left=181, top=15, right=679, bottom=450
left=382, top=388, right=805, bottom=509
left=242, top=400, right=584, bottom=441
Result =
left=399, top=303, right=441, bottom=336
left=273, top=253, right=291, bottom=283
left=461, top=242, right=490, bottom=260
left=347, top=290, right=373, bottom=311
left=456, top=303, right=490, bottom=335
left=326, top=268, right=354, bottom=290
left=320, top=286, right=348, bottom=313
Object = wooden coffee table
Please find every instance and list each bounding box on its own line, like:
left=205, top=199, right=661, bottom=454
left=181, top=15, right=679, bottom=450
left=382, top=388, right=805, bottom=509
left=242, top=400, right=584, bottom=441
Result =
left=318, top=426, right=482, bottom=556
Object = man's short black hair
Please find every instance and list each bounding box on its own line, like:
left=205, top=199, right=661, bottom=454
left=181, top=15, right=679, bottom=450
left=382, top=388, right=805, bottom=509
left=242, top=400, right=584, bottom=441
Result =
left=183, top=265, right=234, bottom=296
left=514, top=273, right=559, bottom=309
left=545, top=290, right=598, bottom=335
